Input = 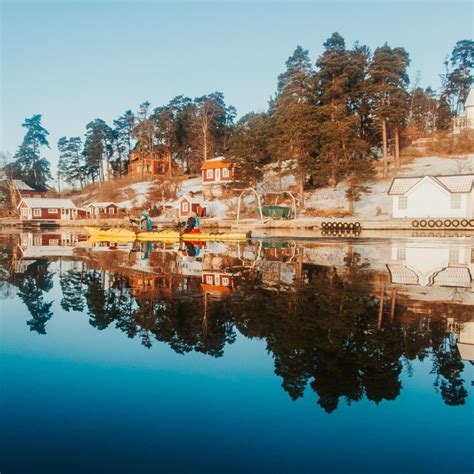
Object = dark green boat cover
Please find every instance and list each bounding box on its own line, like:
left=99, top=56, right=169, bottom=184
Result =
left=260, top=205, right=292, bottom=218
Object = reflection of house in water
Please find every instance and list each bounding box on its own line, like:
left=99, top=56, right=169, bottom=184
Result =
left=201, top=254, right=241, bottom=296
left=17, top=232, right=78, bottom=259
left=128, top=271, right=175, bottom=298
left=13, top=232, right=80, bottom=274
left=387, top=243, right=473, bottom=288
left=448, top=318, right=474, bottom=363
left=255, top=244, right=302, bottom=289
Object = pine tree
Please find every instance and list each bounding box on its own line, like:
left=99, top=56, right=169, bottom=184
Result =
left=58, top=136, right=84, bottom=189
left=271, top=46, right=318, bottom=205
left=113, top=110, right=136, bottom=176
left=436, top=93, right=453, bottom=130
left=227, top=112, right=271, bottom=184
left=368, top=44, right=410, bottom=176
left=83, top=119, right=114, bottom=183
left=13, top=114, right=52, bottom=190
left=442, top=40, right=474, bottom=115
left=314, top=33, right=373, bottom=213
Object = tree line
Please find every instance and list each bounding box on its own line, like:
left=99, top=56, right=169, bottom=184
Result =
left=2, top=35, right=472, bottom=203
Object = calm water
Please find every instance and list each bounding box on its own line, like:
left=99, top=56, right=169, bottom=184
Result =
left=1, top=231, right=473, bottom=474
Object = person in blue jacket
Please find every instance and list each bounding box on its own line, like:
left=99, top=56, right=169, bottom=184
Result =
left=140, top=211, right=153, bottom=231
left=130, top=211, right=153, bottom=231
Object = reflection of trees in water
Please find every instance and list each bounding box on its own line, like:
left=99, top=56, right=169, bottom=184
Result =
left=230, top=254, right=469, bottom=411
left=15, top=260, right=54, bottom=334
left=0, top=242, right=469, bottom=411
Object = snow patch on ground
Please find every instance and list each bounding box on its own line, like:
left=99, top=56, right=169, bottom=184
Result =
left=179, top=177, right=203, bottom=197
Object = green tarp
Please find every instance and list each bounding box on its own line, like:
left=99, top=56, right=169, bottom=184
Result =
left=260, top=205, right=292, bottom=219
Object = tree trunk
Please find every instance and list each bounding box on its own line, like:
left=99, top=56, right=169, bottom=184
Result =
left=394, top=126, right=400, bottom=171
left=298, top=168, right=304, bottom=210
left=382, top=118, right=388, bottom=178
left=348, top=189, right=354, bottom=215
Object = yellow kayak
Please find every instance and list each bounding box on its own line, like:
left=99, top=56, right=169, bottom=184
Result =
left=84, top=227, right=136, bottom=238
left=84, top=227, right=250, bottom=242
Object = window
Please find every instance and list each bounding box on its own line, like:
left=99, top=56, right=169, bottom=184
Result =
left=398, top=196, right=408, bottom=210
left=109, top=207, right=115, bottom=214
left=206, top=275, right=214, bottom=284
left=182, top=202, right=189, bottom=212
left=222, top=168, right=230, bottom=178
left=451, top=194, right=461, bottom=209
left=49, top=239, right=59, bottom=246
left=449, top=247, right=459, bottom=264
left=33, top=208, right=41, bottom=217
left=48, top=208, right=58, bottom=214
left=206, top=169, right=213, bottom=179
left=396, top=247, right=406, bottom=261
left=34, top=237, right=42, bottom=246
left=221, top=277, right=230, bottom=286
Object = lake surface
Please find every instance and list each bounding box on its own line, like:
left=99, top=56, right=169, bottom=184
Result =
left=1, top=231, right=473, bottom=474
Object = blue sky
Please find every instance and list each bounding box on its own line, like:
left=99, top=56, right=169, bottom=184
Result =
left=1, top=0, right=473, bottom=171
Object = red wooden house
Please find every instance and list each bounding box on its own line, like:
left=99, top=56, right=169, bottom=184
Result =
left=201, top=271, right=234, bottom=295
left=18, top=198, right=78, bottom=221
left=201, top=156, right=235, bottom=185
left=128, top=145, right=180, bottom=178
left=177, top=193, right=206, bottom=219
left=86, top=202, right=119, bottom=217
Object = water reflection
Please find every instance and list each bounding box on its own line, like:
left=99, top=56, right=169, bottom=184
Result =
left=1, top=231, right=473, bottom=412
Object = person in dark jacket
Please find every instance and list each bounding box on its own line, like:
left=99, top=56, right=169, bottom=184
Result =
left=182, top=212, right=201, bottom=234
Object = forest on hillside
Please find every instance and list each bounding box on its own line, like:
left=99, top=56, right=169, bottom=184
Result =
left=1, top=35, right=473, bottom=208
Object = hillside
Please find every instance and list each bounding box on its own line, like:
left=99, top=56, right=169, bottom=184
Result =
left=66, top=154, right=474, bottom=220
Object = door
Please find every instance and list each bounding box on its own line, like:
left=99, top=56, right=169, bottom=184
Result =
left=215, top=168, right=221, bottom=181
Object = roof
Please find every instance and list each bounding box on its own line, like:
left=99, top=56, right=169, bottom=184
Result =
left=457, top=343, right=474, bottom=362
left=177, top=195, right=206, bottom=205
left=12, top=179, right=35, bottom=191
left=201, top=156, right=233, bottom=170
left=18, top=197, right=77, bottom=209
left=388, top=174, right=474, bottom=195
left=465, top=88, right=474, bottom=108
left=87, top=202, right=118, bottom=208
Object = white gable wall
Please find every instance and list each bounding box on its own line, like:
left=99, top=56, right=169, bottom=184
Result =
left=392, top=178, right=472, bottom=218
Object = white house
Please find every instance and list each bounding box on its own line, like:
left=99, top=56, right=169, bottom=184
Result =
left=387, top=174, right=474, bottom=219
left=453, top=88, right=474, bottom=133
left=18, top=197, right=78, bottom=220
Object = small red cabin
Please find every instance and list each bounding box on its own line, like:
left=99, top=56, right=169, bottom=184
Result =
left=201, top=156, right=235, bottom=184
left=177, top=193, right=206, bottom=219
left=86, top=202, right=119, bottom=217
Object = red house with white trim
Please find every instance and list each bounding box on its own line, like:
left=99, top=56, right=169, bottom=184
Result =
left=18, top=198, right=78, bottom=221
left=86, top=202, right=119, bottom=217
left=201, top=156, right=235, bottom=184
left=177, top=193, right=206, bottom=219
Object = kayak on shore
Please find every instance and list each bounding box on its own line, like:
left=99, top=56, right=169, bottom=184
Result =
left=84, top=226, right=251, bottom=242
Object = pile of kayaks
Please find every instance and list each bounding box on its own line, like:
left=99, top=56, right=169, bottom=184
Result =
left=84, top=227, right=251, bottom=242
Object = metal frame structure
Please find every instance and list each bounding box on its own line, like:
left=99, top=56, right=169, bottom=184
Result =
left=236, top=187, right=265, bottom=224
